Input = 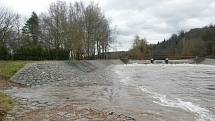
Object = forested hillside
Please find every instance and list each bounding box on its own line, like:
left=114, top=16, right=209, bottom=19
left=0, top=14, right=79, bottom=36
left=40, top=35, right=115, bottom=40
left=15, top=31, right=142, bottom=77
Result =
left=129, top=26, right=215, bottom=60
left=152, top=25, right=215, bottom=59
left=0, top=1, right=113, bottom=60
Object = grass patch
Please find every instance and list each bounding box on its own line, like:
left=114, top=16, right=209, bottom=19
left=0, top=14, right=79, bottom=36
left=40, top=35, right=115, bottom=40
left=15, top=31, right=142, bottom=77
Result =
left=0, top=61, right=29, bottom=120
left=0, top=92, right=15, bottom=120
left=0, top=61, right=27, bottom=79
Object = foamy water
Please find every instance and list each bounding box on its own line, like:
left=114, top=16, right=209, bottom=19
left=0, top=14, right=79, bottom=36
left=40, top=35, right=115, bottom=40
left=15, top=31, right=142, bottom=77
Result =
left=112, top=64, right=215, bottom=121
left=138, top=86, right=215, bottom=121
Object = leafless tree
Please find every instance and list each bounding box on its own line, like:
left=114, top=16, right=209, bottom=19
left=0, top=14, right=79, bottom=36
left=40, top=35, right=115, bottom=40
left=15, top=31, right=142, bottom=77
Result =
left=40, top=1, right=113, bottom=59
left=0, top=6, right=20, bottom=55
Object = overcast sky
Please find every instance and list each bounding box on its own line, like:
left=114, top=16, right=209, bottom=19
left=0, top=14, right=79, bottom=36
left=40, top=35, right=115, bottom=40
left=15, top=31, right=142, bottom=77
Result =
left=1, top=0, right=215, bottom=51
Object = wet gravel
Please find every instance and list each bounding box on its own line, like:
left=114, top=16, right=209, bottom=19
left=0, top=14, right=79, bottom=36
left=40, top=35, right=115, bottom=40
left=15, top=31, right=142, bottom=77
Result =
left=5, top=60, right=138, bottom=121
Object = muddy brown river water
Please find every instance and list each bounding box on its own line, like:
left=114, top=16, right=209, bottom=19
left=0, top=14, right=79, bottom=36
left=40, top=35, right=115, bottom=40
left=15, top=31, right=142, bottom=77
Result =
left=4, top=62, right=215, bottom=121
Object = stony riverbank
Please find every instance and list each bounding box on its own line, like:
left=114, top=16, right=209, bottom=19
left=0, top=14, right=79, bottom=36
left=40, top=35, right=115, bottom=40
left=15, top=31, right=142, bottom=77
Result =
left=4, top=60, right=139, bottom=121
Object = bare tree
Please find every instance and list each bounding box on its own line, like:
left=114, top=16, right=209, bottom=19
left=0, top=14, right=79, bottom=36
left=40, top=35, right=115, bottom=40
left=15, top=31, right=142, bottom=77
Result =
left=39, top=1, right=113, bottom=60
left=0, top=7, right=20, bottom=59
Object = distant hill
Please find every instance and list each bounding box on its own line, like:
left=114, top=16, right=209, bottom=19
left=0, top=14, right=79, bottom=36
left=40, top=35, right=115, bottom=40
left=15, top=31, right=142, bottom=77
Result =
left=152, top=25, right=215, bottom=59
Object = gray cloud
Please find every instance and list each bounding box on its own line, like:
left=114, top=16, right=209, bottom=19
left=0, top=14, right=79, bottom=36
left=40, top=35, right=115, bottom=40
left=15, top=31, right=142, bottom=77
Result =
left=99, top=0, right=215, bottom=50
left=1, top=0, right=215, bottom=51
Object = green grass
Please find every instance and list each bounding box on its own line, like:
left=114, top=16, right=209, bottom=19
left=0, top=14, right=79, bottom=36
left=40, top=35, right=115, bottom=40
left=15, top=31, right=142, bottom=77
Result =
left=0, top=92, right=15, bottom=120
left=0, top=61, right=27, bottom=79
left=0, top=61, right=29, bottom=120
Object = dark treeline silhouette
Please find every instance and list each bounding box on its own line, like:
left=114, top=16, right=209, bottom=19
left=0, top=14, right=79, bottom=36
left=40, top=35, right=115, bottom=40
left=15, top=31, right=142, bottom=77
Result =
left=152, top=25, right=215, bottom=59
left=129, top=25, right=215, bottom=60
left=0, top=1, right=113, bottom=60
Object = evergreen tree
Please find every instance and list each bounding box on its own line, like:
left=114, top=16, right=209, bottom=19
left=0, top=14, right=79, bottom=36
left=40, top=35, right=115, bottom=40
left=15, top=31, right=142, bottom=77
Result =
left=22, top=11, right=41, bottom=45
left=19, top=12, right=43, bottom=60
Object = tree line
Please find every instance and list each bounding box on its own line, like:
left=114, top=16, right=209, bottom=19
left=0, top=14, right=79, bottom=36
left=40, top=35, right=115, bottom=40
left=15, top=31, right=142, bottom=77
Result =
left=0, top=1, right=113, bottom=60
left=152, top=25, right=215, bottom=59
left=130, top=25, right=215, bottom=60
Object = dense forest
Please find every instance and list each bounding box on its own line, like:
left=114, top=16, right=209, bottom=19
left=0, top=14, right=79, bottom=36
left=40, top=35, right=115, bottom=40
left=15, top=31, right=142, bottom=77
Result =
left=152, top=25, right=215, bottom=59
left=130, top=25, right=215, bottom=59
left=0, top=1, right=113, bottom=60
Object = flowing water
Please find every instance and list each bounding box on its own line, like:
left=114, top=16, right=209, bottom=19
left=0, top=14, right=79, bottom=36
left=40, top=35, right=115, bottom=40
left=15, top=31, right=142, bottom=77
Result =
left=111, top=64, right=215, bottom=121
left=5, top=62, right=215, bottom=121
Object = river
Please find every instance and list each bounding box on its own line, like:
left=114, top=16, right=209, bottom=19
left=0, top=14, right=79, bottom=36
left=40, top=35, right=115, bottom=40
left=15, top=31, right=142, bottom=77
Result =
left=111, top=64, right=215, bottom=121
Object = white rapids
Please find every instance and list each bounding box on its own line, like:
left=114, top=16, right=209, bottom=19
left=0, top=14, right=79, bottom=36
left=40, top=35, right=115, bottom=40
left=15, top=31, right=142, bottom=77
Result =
left=138, top=86, right=215, bottom=121
left=112, top=64, right=215, bottom=121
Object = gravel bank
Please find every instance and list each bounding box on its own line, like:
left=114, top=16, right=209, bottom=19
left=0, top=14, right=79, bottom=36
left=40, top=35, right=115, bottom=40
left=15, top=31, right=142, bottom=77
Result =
left=11, top=60, right=123, bottom=86
left=5, top=60, right=139, bottom=121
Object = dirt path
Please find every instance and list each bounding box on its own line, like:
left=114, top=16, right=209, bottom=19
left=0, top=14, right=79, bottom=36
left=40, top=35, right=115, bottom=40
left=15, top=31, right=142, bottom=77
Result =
left=9, top=104, right=136, bottom=121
